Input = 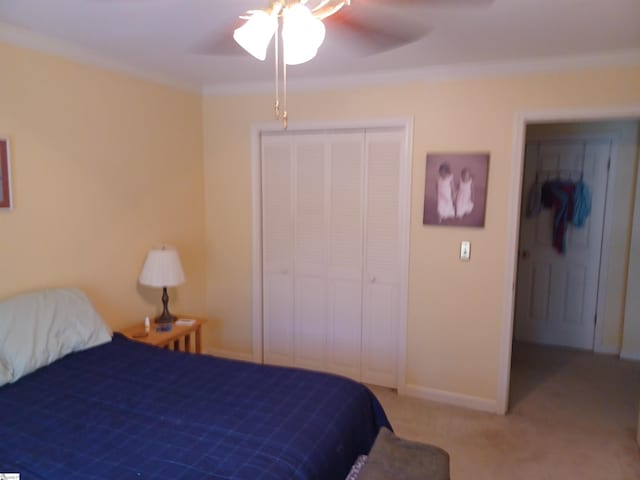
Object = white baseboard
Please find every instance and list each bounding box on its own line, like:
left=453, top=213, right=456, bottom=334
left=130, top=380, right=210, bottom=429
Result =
left=206, top=347, right=254, bottom=363
left=400, top=383, right=497, bottom=413
left=620, top=350, right=640, bottom=362
left=594, top=344, right=621, bottom=355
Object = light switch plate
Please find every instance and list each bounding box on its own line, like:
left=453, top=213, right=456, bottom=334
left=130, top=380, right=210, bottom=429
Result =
left=460, top=241, right=471, bottom=261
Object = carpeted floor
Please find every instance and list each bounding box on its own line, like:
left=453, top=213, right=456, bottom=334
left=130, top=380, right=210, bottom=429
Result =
left=370, top=342, right=640, bottom=479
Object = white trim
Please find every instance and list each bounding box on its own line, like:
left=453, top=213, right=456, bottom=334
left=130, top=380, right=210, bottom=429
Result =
left=203, top=49, right=640, bottom=96
left=396, top=120, right=414, bottom=389
left=0, top=137, right=13, bottom=211
left=0, top=21, right=200, bottom=93
left=594, top=137, right=618, bottom=354
left=254, top=117, right=416, bottom=133
left=620, top=350, right=640, bottom=362
left=597, top=344, right=622, bottom=356
left=516, top=107, right=640, bottom=124
left=251, top=124, right=264, bottom=363
left=401, top=384, right=497, bottom=413
left=498, top=105, right=640, bottom=415
left=251, top=117, right=412, bottom=390
left=207, top=347, right=254, bottom=363
left=497, top=113, right=527, bottom=415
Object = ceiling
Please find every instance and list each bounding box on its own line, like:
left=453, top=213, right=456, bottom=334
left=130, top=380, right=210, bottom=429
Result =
left=0, top=0, right=639, bottom=91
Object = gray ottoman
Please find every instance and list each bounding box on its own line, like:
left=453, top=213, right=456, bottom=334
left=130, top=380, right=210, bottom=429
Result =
left=358, top=427, right=450, bottom=480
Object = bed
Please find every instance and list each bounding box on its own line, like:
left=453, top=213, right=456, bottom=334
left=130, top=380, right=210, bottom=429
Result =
left=0, top=290, right=390, bottom=480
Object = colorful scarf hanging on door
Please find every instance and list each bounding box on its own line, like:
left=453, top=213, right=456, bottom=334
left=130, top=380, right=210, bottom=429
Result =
left=538, top=180, right=592, bottom=254
left=541, top=181, right=575, bottom=254
left=572, top=181, right=591, bottom=228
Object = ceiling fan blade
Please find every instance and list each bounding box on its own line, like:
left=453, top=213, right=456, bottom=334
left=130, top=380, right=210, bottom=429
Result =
left=191, top=18, right=248, bottom=56
left=325, top=7, right=428, bottom=55
left=358, top=0, right=494, bottom=6
left=88, top=0, right=168, bottom=2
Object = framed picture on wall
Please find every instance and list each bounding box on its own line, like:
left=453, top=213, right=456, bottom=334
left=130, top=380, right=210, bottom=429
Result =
left=0, top=138, right=12, bottom=210
left=423, top=152, right=489, bottom=228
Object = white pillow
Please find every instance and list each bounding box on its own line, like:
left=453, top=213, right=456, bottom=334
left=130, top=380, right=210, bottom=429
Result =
left=0, top=288, right=112, bottom=386
left=0, top=359, right=11, bottom=385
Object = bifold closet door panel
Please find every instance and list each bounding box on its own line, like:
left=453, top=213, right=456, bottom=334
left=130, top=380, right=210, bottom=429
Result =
left=362, top=130, right=403, bottom=388
left=262, top=137, right=295, bottom=367
left=293, top=137, right=329, bottom=371
left=326, top=133, right=365, bottom=380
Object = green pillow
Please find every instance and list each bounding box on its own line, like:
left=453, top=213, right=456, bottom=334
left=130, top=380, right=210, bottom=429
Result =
left=0, top=288, right=112, bottom=386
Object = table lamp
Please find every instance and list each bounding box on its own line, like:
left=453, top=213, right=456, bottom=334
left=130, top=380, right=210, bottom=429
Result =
left=138, top=246, right=185, bottom=324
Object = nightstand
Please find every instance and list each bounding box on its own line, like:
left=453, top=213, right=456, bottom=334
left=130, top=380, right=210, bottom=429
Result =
left=119, top=316, right=207, bottom=354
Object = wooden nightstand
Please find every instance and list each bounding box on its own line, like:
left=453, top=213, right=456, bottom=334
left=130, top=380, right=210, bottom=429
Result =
left=120, top=316, right=207, bottom=354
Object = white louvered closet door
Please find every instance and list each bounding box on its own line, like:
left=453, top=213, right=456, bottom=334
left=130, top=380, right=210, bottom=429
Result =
left=261, top=136, right=294, bottom=367
left=326, top=133, right=365, bottom=380
left=361, top=130, right=404, bottom=387
left=261, top=129, right=404, bottom=387
left=293, top=135, right=328, bottom=371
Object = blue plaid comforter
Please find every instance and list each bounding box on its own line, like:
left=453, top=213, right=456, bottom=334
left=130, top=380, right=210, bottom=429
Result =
left=0, top=335, right=390, bottom=479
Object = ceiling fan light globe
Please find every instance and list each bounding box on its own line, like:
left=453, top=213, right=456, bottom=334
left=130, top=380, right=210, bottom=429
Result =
left=282, top=4, right=326, bottom=65
left=284, top=45, right=320, bottom=66
left=233, top=11, right=277, bottom=61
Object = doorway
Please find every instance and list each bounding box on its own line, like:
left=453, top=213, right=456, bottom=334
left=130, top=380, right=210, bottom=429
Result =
left=513, top=131, right=612, bottom=350
left=506, top=117, right=640, bottom=417
left=497, top=109, right=640, bottom=415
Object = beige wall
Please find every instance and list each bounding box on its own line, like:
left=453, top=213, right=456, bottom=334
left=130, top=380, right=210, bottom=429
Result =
left=0, top=42, right=207, bottom=330
left=2, top=38, right=637, bottom=408
left=526, top=121, right=640, bottom=353
left=203, top=66, right=640, bottom=405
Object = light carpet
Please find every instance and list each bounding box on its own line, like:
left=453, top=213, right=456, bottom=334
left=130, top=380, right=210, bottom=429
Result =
left=370, top=342, right=640, bottom=479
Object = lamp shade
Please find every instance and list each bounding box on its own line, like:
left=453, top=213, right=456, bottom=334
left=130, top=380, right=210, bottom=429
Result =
left=233, top=10, right=278, bottom=61
left=282, top=4, right=326, bottom=65
left=138, top=247, right=185, bottom=288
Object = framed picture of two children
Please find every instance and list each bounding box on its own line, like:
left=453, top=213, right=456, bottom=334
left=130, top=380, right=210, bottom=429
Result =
left=0, top=138, right=11, bottom=210
left=423, top=152, right=489, bottom=228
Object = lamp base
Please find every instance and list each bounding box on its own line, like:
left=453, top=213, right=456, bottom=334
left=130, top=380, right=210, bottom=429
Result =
left=154, top=311, right=177, bottom=324
left=155, top=286, right=177, bottom=324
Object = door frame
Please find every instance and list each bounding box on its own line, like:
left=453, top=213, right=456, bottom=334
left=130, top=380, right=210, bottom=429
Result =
left=497, top=106, right=640, bottom=415
left=250, top=117, right=414, bottom=389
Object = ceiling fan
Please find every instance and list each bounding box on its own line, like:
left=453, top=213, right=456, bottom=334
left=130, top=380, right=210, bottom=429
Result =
left=96, top=0, right=493, bottom=126
left=219, top=0, right=493, bottom=127
left=94, top=0, right=492, bottom=58
left=198, top=0, right=493, bottom=58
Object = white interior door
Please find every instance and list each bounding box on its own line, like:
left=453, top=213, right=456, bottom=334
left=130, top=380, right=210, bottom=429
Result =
left=514, top=139, right=610, bottom=349
left=361, top=130, right=403, bottom=387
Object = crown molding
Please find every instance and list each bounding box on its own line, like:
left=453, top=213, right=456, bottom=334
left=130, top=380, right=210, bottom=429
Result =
left=203, top=48, right=640, bottom=96
left=1, top=20, right=638, bottom=98
left=0, top=21, right=201, bottom=93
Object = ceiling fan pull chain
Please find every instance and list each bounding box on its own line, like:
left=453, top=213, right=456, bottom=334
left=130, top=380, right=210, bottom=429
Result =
left=281, top=4, right=287, bottom=129
left=274, top=16, right=280, bottom=120
left=283, top=59, right=288, bottom=129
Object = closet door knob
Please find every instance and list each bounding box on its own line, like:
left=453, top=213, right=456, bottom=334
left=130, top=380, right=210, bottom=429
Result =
left=280, top=269, right=289, bottom=275
left=370, top=275, right=377, bottom=284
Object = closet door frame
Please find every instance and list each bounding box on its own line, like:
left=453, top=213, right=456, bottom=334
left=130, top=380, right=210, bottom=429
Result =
left=251, top=118, right=413, bottom=389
